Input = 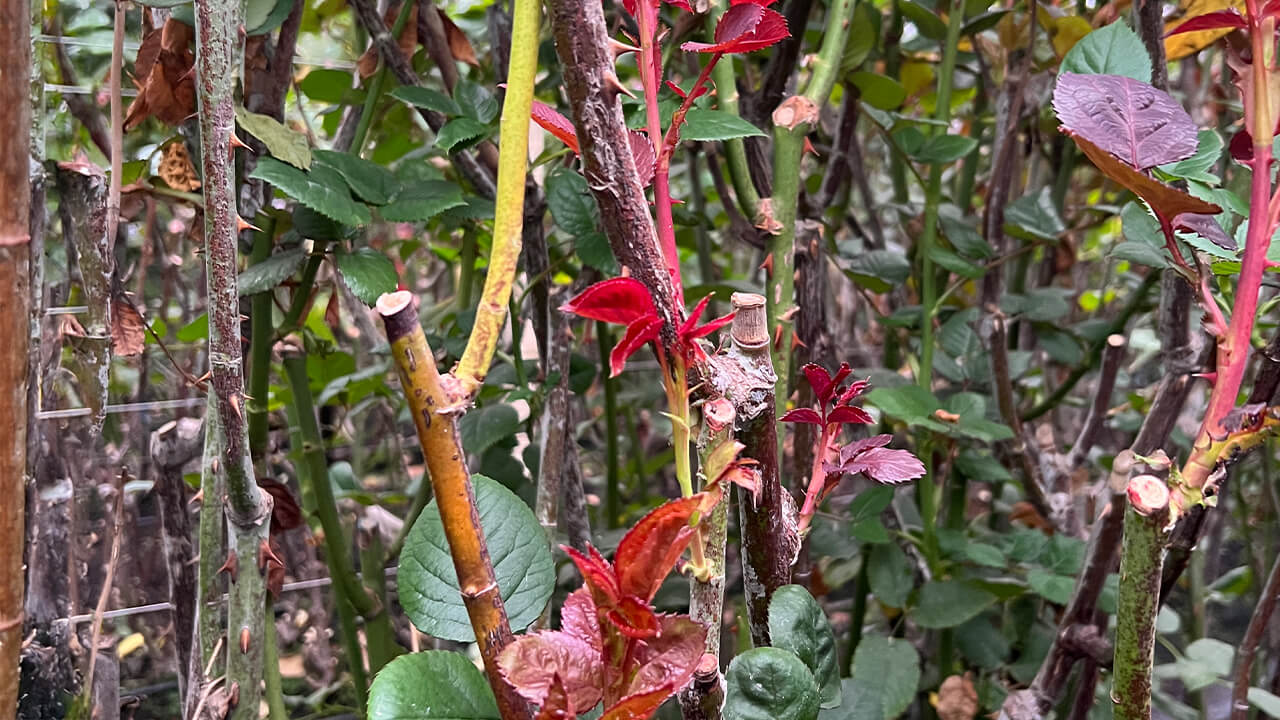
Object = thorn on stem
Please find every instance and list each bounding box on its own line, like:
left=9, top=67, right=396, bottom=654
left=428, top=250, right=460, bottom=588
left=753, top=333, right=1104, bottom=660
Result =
left=217, top=550, right=238, bottom=582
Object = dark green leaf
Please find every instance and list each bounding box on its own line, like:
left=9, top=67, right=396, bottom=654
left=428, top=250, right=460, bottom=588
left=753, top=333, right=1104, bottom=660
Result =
left=399, top=476, right=555, bottom=641
left=910, top=134, right=979, bottom=164
left=954, top=617, right=1010, bottom=669
left=435, top=118, right=489, bottom=152
left=1159, top=130, right=1223, bottom=183
left=336, top=248, right=398, bottom=305
left=1005, top=188, right=1065, bottom=241
left=246, top=0, right=292, bottom=35
left=927, top=245, right=984, bottom=278
left=865, top=385, right=941, bottom=426
left=379, top=181, right=467, bottom=223
left=724, top=648, right=821, bottom=720
left=682, top=109, right=767, bottom=141
left=1027, top=569, right=1075, bottom=604
left=313, top=149, right=401, bottom=206
left=1061, top=22, right=1152, bottom=82
left=237, top=107, right=312, bottom=169
left=851, top=518, right=891, bottom=544
left=898, top=0, right=948, bottom=40
left=939, top=205, right=994, bottom=258
left=390, top=86, right=463, bottom=116
left=577, top=231, right=618, bottom=273
left=250, top=158, right=370, bottom=226
left=367, top=651, right=501, bottom=719
left=455, top=81, right=499, bottom=123
left=299, top=69, right=362, bottom=105
left=964, top=543, right=1007, bottom=568
left=546, top=168, right=599, bottom=236
left=849, top=486, right=895, bottom=524
left=844, top=248, right=912, bottom=293
left=914, top=580, right=997, bottom=628
left=459, top=403, right=521, bottom=458
left=867, top=542, right=913, bottom=608
left=238, top=247, right=307, bottom=296
left=769, top=585, right=842, bottom=708
left=824, top=635, right=919, bottom=720
left=1112, top=241, right=1169, bottom=268
left=293, top=206, right=350, bottom=241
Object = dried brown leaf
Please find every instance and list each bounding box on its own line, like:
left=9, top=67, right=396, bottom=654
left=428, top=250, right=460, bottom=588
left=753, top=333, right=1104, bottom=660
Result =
left=437, top=8, right=479, bottom=67
left=111, top=296, right=146, bottom=357
left=158, top=140, right=200, bottom=192
left=936, top=673, right=979, bottom=720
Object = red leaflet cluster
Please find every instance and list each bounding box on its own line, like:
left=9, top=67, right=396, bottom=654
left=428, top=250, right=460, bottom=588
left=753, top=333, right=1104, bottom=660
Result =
left=681, top=0, right=788, bottom=54
left=560, top=278, right=733, bottom=376
left=531, top=101, right=658, bottom=187
left=499, top=496, right=708, bottom=720
left=785, top=363, right=924, bottom=531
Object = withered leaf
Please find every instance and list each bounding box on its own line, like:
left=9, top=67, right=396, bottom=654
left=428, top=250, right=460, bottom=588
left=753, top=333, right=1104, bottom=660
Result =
left=158, top=140, right=200, bottom=192
left=111, top=295, right=146, bottom=357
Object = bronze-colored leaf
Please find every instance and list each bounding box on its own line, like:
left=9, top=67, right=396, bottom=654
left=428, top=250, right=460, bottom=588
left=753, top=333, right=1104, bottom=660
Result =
left=1067, top=131, right=1221, bottom=220
left=437, top=7, right=480, bottom=67
left=357, top=2, right=419, bottom=78
left=158, top=140, right=200, bottom=192
left=111, top=295, right=146, bottom=357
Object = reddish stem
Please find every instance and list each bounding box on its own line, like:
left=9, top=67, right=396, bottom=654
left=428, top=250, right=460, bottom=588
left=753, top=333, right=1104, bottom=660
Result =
left=636, top=5, right=682, bottom=300
left=1184, top=9, right=1276, bottom=489
left=796, top=421, right=833, bottom=535
left=661, top=54, right=723, bottom=161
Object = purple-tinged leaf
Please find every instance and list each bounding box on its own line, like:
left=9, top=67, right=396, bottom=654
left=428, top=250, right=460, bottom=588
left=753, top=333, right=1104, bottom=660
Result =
left=780, top=408, right=824, bottom=424
left=801, top=363, right=834, bottom=404
left=629, top=130, right=656, bottom=187
left=499, top=632, right=603, bottom=711
left=1053, top=73, right=1199, bottom=169
left=827, top=405, right=875, bottom=425
left=535, top=675, right=575, bottom=720
left=627, top=616, right=706, bottom=699
left=838, top=447, right=926, bottom=485
left=1173, top=213, right=1236, bottom=252
left=561, top=588, right=602, bottom=654
left=682, top=2, right=788, bottom=53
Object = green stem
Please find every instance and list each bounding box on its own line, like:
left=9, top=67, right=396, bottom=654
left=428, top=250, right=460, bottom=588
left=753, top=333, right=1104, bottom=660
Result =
left=348, top=0, right=415, bottom=155
left=335, top=593, right=370, bottom=709
left=765, top=0, right=857, bottom=432
left=597, top=322, right=621, bottom=529
left=189, top=400, right=226, bottom=715
left=886, top=3, right=908, bottom=204
left=263, top=598, right=288, bottom=720
left=1114, top=478, right=1170, bottom=720
left=706, top=9, right=758, bottom=217
left=458, top=228, right=478, bottom=309
left=358, top=524, right=398, bottom=676
left=917, top=0, right=966, bottom=391
left=279, top=240, right=330, bottom=334
left=247, top=221, right=275, bottom=460
left=845, top=549, right=868, bottom=673
left=283, top=353, right=400, bottom=678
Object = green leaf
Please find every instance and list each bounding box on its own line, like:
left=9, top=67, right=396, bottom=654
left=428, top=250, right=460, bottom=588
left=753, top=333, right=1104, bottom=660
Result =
left=852, top=73, right=907, bottom=110
left=1112, top=241, right=1169, bottom=268
left=1250, top=687, right=1280, bottom=718
left=865, top=385, right=942, bottom=426
left=293, top=206, right=350, bottom=241
left=335, top=248, right=398, bottom=306
left=843, top=248, right=912, bottom=293
left=964, top=543, right=1007, bottom=568
left=898, top=0, right=948, bottom=40
left=367, top=651, right=501, bottom=719
left=1005, top=188, right=1065, bottom=241
left=914, top=580, right=997, bottom=628
left=867, top=542, right=913, bottom=608
left=176, top=313, right=208, bottom=342
left=769, top=586, right=842, bottom=709
left=939, top=205, right=994, bottom=258
left=927, top=245, right=984, bottom=278
left=849, top=486, right=895, bottom=524
left=250, top=158, right=370, bottom=226
left=390, top=86, right=463, bottom=116
left=313, top=149, right=401, bottom=206
left=455, top=81, right=499, bottom=123
left=435, top=118, right=489, bottom=152
left=1159, top=129, right=1223, bottom=183
left=910, top=134, right=979, bottom=164
left=724, top=648, right=821, bottom=720
left=238, top=247, right=307, bottom=296
left=546, top=168, right=600, bottom=237
left=1061, top=22, right=1152, bottom=82
left=459, top=403, right=521, bottom=458
left=133, top=0, right=189, bottom=8
left=577, top=231, right=618, bottom=273
left=1027, top=568, right=1074, bottom=604
left=399, top=476, right=555, bottom=642
left=851, top=518, right=890, bottom=544
left=300, top=69, right=360, bottom=105
left=682, top=109, right=767, bottom=141
left=236, top=107, right=312, bottom=169
left=823, top=635, right=919, bottom=720
left=840, top=3, right=878, bottom=73
left=380, top=181, right=467, bottom=223
left=245, top=0, right=292, bottom=35
left=955, top=617, right=1010, bottom=669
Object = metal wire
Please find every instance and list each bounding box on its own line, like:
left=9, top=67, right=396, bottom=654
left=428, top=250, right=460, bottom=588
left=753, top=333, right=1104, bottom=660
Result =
left=35, top=34, right=358, bottom=70
left=37, top=396, right=206, bottom=420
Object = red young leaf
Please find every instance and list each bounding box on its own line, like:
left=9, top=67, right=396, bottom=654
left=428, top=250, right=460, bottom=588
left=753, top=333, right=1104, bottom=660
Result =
left=622, top=0, right=690, bottom=19
left=665, top=80, right=687, bottom=99
left=1066, top=131, right=1222, bottom=221
left=499, top=632, right=604, bottom=711
left=562, top=277, right=659, bottom=326
left=561, top=588, right=602, bottom=654
left=532, top=100, right=580, bottom=153
left=1165, top=8, right=1247, bottom=36
left=610, top=316, right=663, bottom=377
left=1263, top=0, right=1280, bottom=19
left=826, top=405, right=874, bottom=425
left=629, top=131, right=657, bottom=187
left=836, top=378, right=870, bottom=405
left=801, top=363, right=834, bottom=405
left=627, top=616, right=707, bottom=699
left=607, top=595, right=661, bottom=639
left=1231, top=127, right=1254, bottom=162
left=535, top=675, right=576, bottom=720
left=682, top=5, right=788, bottom=53
left=566, top=545, right=621, bottom=605
left=678, top=293, right=735, bottom=344
left=600, top=685, right=674, bottom=720
left=614, top=495, right=702, bottom=601
left=779, top=408, right=824, bottom=424
left=838, top=434, right=893, bottom=458
left=1173, top=213, right=1237, bottom=252
left=1053, top=73, right=1199, bottom=170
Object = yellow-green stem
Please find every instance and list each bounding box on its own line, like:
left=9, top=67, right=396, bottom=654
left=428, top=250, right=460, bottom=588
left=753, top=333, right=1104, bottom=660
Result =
left=454, top=0, right=540, bottom=396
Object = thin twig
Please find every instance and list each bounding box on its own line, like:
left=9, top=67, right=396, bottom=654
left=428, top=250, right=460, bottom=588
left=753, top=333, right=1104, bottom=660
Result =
left=1066, top=334, right=1127, bottom=469
left=107, top=0, right=124, bottom=247
left=1231, top=549, right=1280, bottom=719
left=85, top=467, right=129, bottom=705
left=988, top=310, right=1055, bottom=526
